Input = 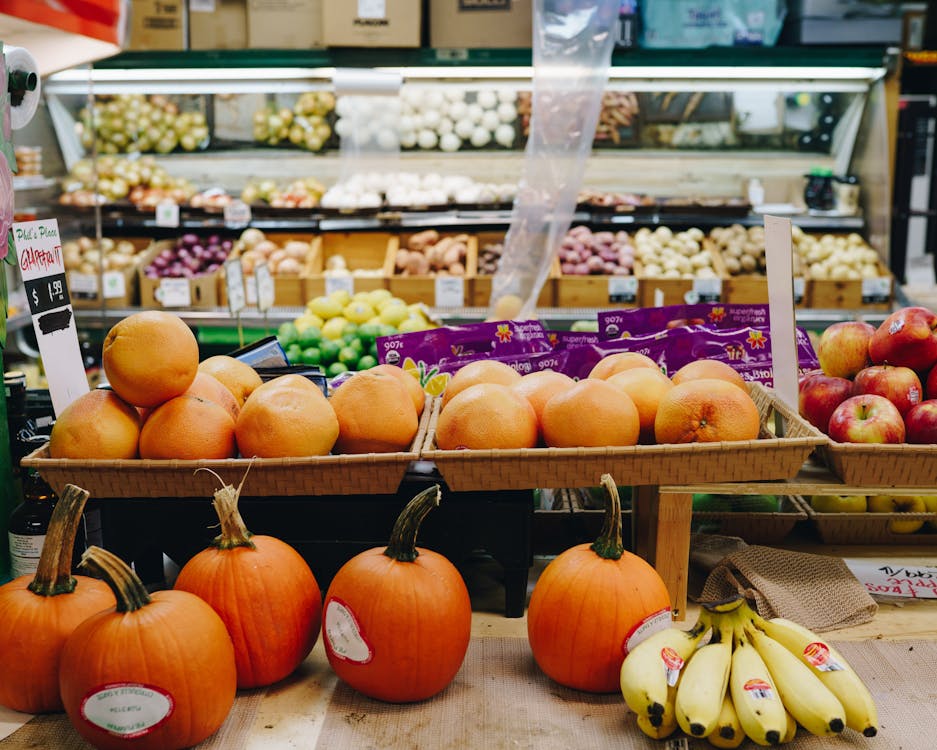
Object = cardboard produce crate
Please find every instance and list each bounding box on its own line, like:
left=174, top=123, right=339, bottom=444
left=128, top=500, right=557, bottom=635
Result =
left=137, top=241, right=221, bottom=310
left=128, top=0, right=187, bottom=50
left=556, top=266, right=639, bottom=308
left=219, top=233, right=319, bottom=308
left=389, top=232, right=477, bottom=309
left=638, top=247, right=728, bottom=307
left=473, top=232, right=556, bottom=308
left=322, top=0, right=420, bottom=47
left=304, top=232, right=394, bottom=298
left=806, top=261, right=894, bottom=310
left=248, top=0, right=323, bottom=49
left=429, top=0, right=532, bottom=49
left=190, top=0, right=247, bottom=50
left=68, top=238, right=151, bottom=309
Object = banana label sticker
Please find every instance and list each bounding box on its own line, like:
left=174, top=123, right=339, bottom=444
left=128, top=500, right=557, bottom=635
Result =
left=743, top=678, right=774, bottom=700
left=804, top=642, right=845, bottom=672
left=660, top=646, right=685, bottom=687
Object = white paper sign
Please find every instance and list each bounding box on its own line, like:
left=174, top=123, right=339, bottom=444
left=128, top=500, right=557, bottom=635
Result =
left=103, top=271, right=126, bottom=299
left=608, top=276, right=638, bottom=303
left=861, top=276, right=891, bottom=304
left=224, top=258, right=246, bottom=314
left=325, top=275, right=354, bottom=296
left=255, top=264, right=275, bottom=311
left=691, top=277, right=722, bottom=302
left=12, top=219, right=90, bottom=416
left=793, top=276, right=805, bottom=304
left=434, top=276, right=464, bottom=308
left=844, top=560, right=937, bottom=599
left=764, top=215, right=799, bottom=412
left=157, top=277, right=191, bottom=307
left=358, top=0, right=386, bottom=19
left=155, top=201, right=180, bottom=228
left=67, top=272, right=98, bottom=296
left=223, top=199, right=252, bottom=226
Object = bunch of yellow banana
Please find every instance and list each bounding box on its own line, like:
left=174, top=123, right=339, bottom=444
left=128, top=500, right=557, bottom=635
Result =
left=620, top=597, right=878, bottom=746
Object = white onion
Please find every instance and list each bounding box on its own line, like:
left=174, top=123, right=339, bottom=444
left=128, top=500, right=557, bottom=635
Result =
left=476, top=90, right=497, bottom=109
left=470, top=126, right=491, bottom=148
left=448, top=101, right=468, bottom=121
left=445, top=88, right=466, bottom=103
left=437, top=117, right=454, bottom=135
left=467, top=103, right=484, bottom=123
left=417, top=129, right=438, bottom=150
left=439, top=132, right=461, bottom=152
left=454, top=117, right=475, bottom=139
left=480, top=110, right=501, bottom=132
left=400, top=130, right=417, bottom=148
left=424, top=90, right=445, bottom=110
left=494, top=123, right=515, bottom=147
left=376, top=128, right=398, bottom=150
left=497, top=89, right=516, bottom=103
left=422, top=109, right=441, bottom=130
left=497, top=102, right=517, bottom=123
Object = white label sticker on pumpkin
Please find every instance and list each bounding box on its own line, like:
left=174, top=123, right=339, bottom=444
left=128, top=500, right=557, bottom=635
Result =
left=622, top=607, right=673, bottom=657
left=325, top=598, right=373, bottom=664
left=81, top=683, right=174, bottom=738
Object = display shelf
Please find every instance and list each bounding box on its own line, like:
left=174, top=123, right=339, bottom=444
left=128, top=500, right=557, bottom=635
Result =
left=12, top=175, right=55, bottom=191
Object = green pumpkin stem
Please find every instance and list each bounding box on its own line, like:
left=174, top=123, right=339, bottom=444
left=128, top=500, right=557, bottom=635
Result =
left=198, top=467, right=255, bottom=550
left=27, top=484, right=89, bottom=597
left=384, top=485, right=441, bottom=563
left=80, top=546, right=151, bottom=613
left=590, top=474, right=624, bottom=561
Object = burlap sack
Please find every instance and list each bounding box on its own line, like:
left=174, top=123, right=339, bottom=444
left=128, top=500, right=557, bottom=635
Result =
left=700, top=544, right=878, bottom=632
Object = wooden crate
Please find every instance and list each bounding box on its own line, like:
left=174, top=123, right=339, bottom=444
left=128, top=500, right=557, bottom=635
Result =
left=473, top=232, right=556, bottom=308
left=68, top=237, right=151, bottom=309
left=638, top=246, right=728, bottom=307
left=389, top=232, right=478, bottom=308
left=137, top=241, right=221, bottom=310
left=806, top=261, right=894, bottom=310
left=219, top=233, right=319, bottom=308
left=304, top=232, right=394, bottom=298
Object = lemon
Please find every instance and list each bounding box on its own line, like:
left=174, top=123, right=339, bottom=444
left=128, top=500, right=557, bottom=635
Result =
left=398, top=316, right=428, bottom=333
left=328, top=289, right=352, bottom=307
left=308, top=296, right=343, bottom=320
left=293, top=313, right=323, bottom=333
left=344, top=301, right=376, bottom=325
left=321, top=316, right=349, bottom=340
left=367, top=289, right=393, bottom=307
left=379, top=304, right=410, bottom=328
left=376, top=296, right=407, bottom=313
left=365, top=316, right=383, bottom=327
left=352, top=290, right=372, bottom=303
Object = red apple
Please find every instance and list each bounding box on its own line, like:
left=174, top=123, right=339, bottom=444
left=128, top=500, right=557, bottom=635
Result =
left=905, top=400, right=937, bottom=444
left=828, top=394, right=906, bottom=444
left=926, top=364, right=937, bottom=400
left=798, top=372, right=853, bottom=434
left=852, top=365, right=923, bottom=416
left=816, top=320, right=875, bottom=379
left=869, top=306, right=937, bottom=371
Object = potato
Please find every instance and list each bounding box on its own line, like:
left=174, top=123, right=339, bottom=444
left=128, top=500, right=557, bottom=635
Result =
left=408, top=229, right=439, bottom=252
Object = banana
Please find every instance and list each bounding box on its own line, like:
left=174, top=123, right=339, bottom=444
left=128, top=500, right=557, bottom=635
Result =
left=707, top=693, right=744, bottom=749
left=748, top=626, right=845, bottom=737
left=756, top=616, right=878, bottom=738
left=675, top=628, right=731, bottom=737
left=729, top=627, right=787, bottom=746
left=620, top=614, right=710, bottom=721
left=782, top=710, right=798, bottom=743
left=636, top=707, right=678, bottom=740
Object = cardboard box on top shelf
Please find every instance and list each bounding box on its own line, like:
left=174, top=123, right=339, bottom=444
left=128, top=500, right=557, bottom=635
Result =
left=189, top=0, right=247, bottom=49
left=128, top=0, right=187, bottom=50
left=248, top=0, right=324, bottom=49
left=322, top=0, right=421, bottom=47
left=429, top=0, right=532, bottom=49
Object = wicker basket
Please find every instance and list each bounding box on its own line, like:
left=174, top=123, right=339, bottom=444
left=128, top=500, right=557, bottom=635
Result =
left=421, top=382, right=826, bottom=491
left=692, top=495, right=808, bottom=544
left=21, top=395, right=432, bottom=499
left=803, top=497, right=937, bottom=545
left=816, top=442, right=937, bottom=487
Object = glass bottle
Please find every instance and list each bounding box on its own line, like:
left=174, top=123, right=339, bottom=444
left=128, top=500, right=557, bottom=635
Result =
left=7, top=470, right=57, bottom=579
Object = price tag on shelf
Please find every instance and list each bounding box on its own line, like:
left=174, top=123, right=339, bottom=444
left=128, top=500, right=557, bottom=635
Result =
left=103, top=271, right=126, bottom=299
left=434, top=276, right=464, bottom=308
left=67, top=272, right=97, bottom=298
left=224, top=258, right=246, bottom=314
left=608, top=276, right=638, bottom=304
left=223, top=199, right=252, bottom=227
left=861, top=276, right=891, bottom=304
left=325, top=275, right=354, bottom=297
left=793, top=277, right=805, bottom=305
left=653, top=287, right=665, bottom=307
left=157, top=278, right=191, bottom=308
left=690, top=277, right=722, bottom=303
left=255, top=263, right=275, bottom=311
left=358, top=0, right=386, bottom=19
left=190, top=0, right=215, bottom=10
left=12, top=218, right=89, bottom=415
left=155, top=201, right=180, bottom=228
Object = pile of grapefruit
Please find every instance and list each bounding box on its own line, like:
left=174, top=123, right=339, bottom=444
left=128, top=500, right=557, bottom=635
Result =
left=48, top=311, right=424, bottom=461
left=434, top=353, right=762, bottom=451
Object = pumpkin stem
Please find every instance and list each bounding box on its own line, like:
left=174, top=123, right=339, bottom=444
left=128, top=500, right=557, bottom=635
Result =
left=383, top=484, right=441, bottom=563
left=27, top=483, right=89, bottom=597
left=197, top=466, right=255, bottom=550
left=590, top=474, right=625, bottom=560
left=79, top=546, right=151, bottom=613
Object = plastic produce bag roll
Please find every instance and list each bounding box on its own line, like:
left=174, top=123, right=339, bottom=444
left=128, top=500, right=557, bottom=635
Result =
left=488, top=0, right=619, bottom=321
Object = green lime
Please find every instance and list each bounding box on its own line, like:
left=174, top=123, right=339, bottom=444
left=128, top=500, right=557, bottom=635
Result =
left=347, top=336, right=364, bottom=353
left=338, top=346, right=360, bottom=368
left=342, top=322, right=359, bottom=338
left=377, top=323, right=397, bottom=338
left=356, top=354, right=378, bottom=370
left=327, top=362, right=349, bottom=378
left=277, top=321, right=299, bottom=347
left=298, top=327, right=322, bottom=348
left=301, top=347, right=322, bottom=366
left=357, top=323, right=380, bottom=346
left=368, top=342, right=379, bottom=359
left=286, top=344, right=302, bottom=364
left=319, top=339, right=341, bottom=365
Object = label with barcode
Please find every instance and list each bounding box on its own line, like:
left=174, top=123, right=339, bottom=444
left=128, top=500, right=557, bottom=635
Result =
left=608, top=276, right=638, bottom=303
left=224, top=258, right=246, bottom=314
left=325, top=276, right=354, bottom=296
left=256, top=263, right=275, bottom=311
left=691, top=277, right=722, bottom=303
left=861, top=276, right=891, bottom=304
left=793, top=276, right=805, bottom=304
left=743, top=678, right=774, bottom=700
left=68, top=272, right=98, bottom=298
left=434, top=276, right=464, bottom=308
left=157, top=278, right=191, bottom=307
left=224, top=199, right=251, bottom=226
left=155, top=201, right=180, bottom=228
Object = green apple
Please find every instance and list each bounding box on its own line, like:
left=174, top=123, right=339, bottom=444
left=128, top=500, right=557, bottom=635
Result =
left=809, top=494, right=867, bottom=513
left=916, top=495, right=937, bottom=532
left=867, top=494, right=927, bottom=534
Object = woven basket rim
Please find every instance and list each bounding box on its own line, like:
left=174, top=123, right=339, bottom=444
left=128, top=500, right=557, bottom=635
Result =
left=691, top=495, right=808, bottom=521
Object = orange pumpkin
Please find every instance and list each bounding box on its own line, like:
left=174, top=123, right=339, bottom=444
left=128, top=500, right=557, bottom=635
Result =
left=174, top=469, right=322, bottom=688
left=0, top=484, right=114, bottom=713
left=59, top=547, right=237, bottom=750
left=527, top=474, right=672, bottom=693
left=322, top=485, right=471, bottom=703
